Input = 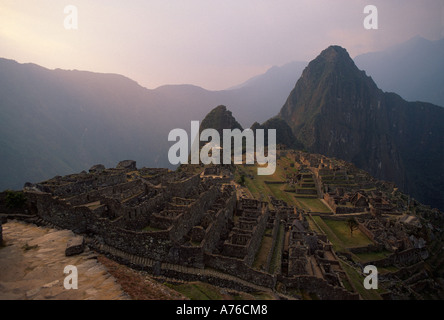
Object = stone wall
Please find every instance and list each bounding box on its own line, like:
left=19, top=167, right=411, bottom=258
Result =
left=295, top=188, right=317, bottom=195
left=279, top=275, right=359, bottom=300
left=383, top=261, right=425, bottom=281
left=272, top=222, right=285, bottom=276
left=363, top=248, right=425, bottom=268
left=201, top=192, right=236, bottom=254
left=245, top=208, right=270, bottom=266
left=349, top=244, right=384, bottom=254
left=264, top=181, right=285, bottom=185
left=169, top=186, right=221, bottom=242
left=321, top=214, right=372, bottom=221
left=265, top=218, right=280, bottom=272
left=357, top=220, right=376, bottom=242
left=150, top=211, right=183, bottom=230
left=335, top=206, right=368, bottom=214
left=210, top=177, right=232, bottom=184
left=221, top=202, right=269, bottom=266
left=165, top=174, right=201, bottom=199
left=96, top=243, right=272, bottom=294
left=159, top=267, right=262, bottom=293
left=177, top=245, right=204, bottom=268
left=25, top=192, right=89, bottom=233
left=24, top=191, right=173, bottom=261
left=22, top=176, right=225, bottom=265
left=94, top=220, right=172, bottom=260
left=120, top=193, right=167, bottom=230
left=64, top=179, right=147, bottom=206
left=175, top=187, right=237, bottom=268
left=204, top=253, right=275, bottom=288
left=38, top=172, right=126, bottom=198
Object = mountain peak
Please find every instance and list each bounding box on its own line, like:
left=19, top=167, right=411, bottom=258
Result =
left=309, top=45, right=357, bottom=73
left=318, top=45, right=351, bottom=61
left=279, top=45, right=375, bottom=127
left=278, top=45, right=444, bottom=211
left=200, top=105, right=243, bottom=134
left=297, top=45, right=362, bottom=86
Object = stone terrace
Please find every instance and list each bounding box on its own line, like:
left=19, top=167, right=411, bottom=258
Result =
left=1, top=161, right=359, bottom=299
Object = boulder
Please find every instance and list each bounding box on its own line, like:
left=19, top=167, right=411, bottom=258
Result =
left=65, top=236, right=85, bottom=256
left=89, top=164, right=106, bottom=173
left=116, top=160, right=137, bottom=171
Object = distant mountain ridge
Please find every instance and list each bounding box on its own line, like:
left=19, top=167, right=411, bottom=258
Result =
left=278, top=45, right=444, bottom=210
left=0, top=57, right=304, bottom=191
left=0, top=58, right=167, bottom=190
left=227, top=60, right=307, bottom=91
left=354, top=36, right=444, bottom=107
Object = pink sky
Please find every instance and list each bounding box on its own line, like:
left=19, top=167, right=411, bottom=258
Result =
left=1, top=0, right=442, bottom=90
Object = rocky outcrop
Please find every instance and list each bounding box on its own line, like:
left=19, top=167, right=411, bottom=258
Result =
left=89, top=164, right=106, bottom=173
left=116, top=160, right=137, bottom=171
left=65, top=236, right=85, bottom=256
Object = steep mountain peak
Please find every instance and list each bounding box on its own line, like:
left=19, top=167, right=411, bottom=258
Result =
left=318, top=45, right=351, bottom=62
left=200, top=105, right=243, bottom=134
left=304, top=45, right=366, bottom=80
left=213, top=105, right=228, bottom=113
left=279, top=45, right=377, bottom=132
left=277, top=45, right=444, bottom=210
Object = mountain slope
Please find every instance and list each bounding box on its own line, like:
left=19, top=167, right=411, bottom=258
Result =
left=228, top=61, right=306, bottom=91
left=279, top=46, right=444, bottom=210
left=0, top=57, right=300, bottom=191
left=354, top=36, right=444, bottom=107
left=0, top=58, right=191, bottom=190
left=250, top=117, right=303, bottom=149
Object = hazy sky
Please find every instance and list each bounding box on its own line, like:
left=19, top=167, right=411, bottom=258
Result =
left=1, top=0, right=443, bottom=90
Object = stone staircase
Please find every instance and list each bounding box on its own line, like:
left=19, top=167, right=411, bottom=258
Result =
left=90, top=240, right=296, bottom=300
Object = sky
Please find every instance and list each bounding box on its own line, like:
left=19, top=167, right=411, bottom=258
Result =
left=0, top=0, right=443, bottom=91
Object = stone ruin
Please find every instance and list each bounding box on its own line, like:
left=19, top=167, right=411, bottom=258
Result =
left=0, top=161, right=359, bottom=299
left=357, top=216, right=417, bottom=253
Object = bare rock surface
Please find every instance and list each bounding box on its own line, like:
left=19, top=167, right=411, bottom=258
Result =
left=0, top=220, right=129, bottom=300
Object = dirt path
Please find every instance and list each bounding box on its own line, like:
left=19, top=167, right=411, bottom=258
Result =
left=0, top=220, right=130, bottom=300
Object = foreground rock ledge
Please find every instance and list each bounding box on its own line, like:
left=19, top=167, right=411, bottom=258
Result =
left=65, top=236, right=85, bottom=257
left=0, top=220, right=129, bottom=300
